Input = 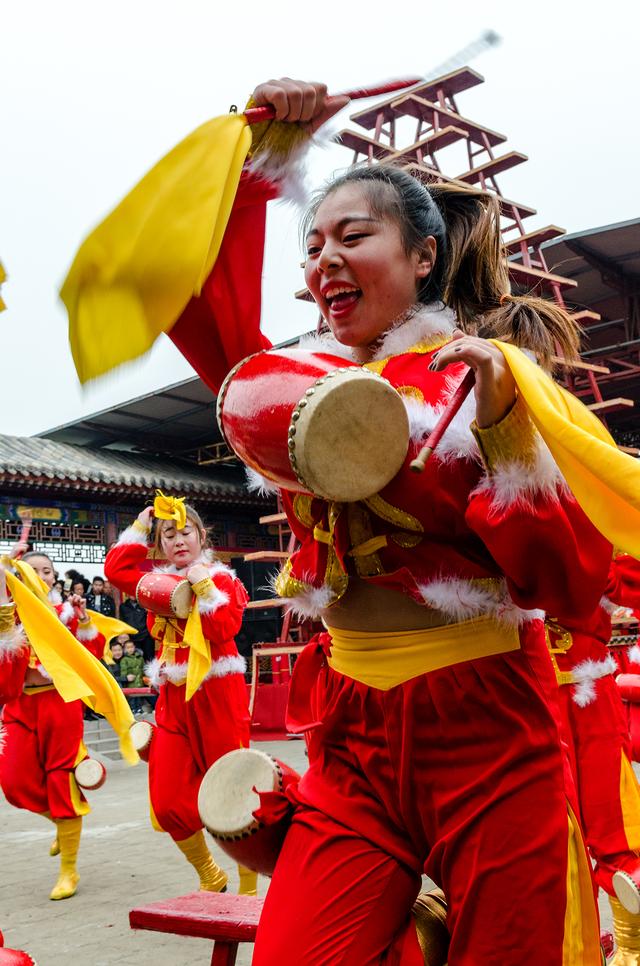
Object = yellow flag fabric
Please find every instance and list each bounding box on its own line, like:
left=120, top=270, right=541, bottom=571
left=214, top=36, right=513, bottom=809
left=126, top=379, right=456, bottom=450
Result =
left=154, top=489, right=187, bottom=530
left=61, top=113, right=252, bottom=384
left=184, top=605, right=211, bottom=701
left=491, top=340, right=640, bottom=557
left=5, top=572, right=138, bottom=764
left=86, top=610, right=138, bottom=664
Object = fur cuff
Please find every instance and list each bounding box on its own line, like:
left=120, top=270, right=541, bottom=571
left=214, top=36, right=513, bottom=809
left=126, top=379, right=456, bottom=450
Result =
left=0, top=623, right=27, bottom=660
left=145, top=654, right=246, bottom=689
left=271, top=573, right=337, bottom=620
left=404, top=376, right=480, bottom=463
left=195, top=581, right=230, bottom=615
left=76, top=621, right=98, bottom=641
left=571, top=654, right=618, bottom=707
left=245, top=466, right=281, bottom=497
left=58, top=601, right=75, bottom=626
left=628, top=644, right=640, bottom=666
left=117, top=523, right=151, bottom=547
left=204, top=654, right=247, bottom=679
left=418, top=576, right=544, bottom=627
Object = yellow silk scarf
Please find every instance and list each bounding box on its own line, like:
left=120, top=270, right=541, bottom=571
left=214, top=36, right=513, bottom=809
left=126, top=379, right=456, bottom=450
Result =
left=491, top=341, right=640, bottom=557
left=4, top=569, right=138, bottom=764
left=61, top=113, right=252, bottom=384
left=154, top=605, right=211, bottom=701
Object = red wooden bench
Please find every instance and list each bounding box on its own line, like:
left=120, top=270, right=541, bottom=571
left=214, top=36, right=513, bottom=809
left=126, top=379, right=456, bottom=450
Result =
left=129, top=892, right=263, bottom=965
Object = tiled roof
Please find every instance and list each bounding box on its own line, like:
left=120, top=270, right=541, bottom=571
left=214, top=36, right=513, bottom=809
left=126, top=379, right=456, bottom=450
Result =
left=0, top=434, right=256, bottom=503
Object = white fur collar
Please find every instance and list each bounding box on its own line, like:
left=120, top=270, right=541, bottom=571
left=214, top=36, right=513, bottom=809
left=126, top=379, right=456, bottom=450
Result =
left=403, top=372, right=480, bottom=463
left=152, top=554, right=235, bottom=580
left=297, top=303, right=456, bottom=363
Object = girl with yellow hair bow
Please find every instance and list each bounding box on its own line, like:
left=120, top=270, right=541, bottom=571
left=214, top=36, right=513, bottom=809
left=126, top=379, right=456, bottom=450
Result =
left=105, top=494, right=256, bottom=897
left=0, top=548, right=112, bottom=901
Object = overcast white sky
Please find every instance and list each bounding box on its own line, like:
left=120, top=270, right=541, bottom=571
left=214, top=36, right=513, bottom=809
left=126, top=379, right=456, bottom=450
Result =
left=2, top=0, right=639, bottom=438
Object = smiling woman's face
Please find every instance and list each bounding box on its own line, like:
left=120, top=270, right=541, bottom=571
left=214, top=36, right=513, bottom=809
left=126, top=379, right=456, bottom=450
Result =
left=304, top=183, right=435, bottom=359
left=159, top=518, right=204, bottom=569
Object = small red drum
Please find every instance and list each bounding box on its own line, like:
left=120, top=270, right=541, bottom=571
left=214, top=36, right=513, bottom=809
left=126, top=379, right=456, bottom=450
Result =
left=0, top=952, right=36, bottom=966
left=130, top=720, right=155, bottom=763
left=74, top=757, right=106, bottom=791
left=617, top=673, right=640, bottom=704
left=217, top=348, right=410, bottom=503
left=136, top=572, right=192, bottom=619
left=198, top=748, right=299, bottom=877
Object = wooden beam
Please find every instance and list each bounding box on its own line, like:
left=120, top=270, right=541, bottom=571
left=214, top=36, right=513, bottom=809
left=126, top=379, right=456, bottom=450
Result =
left=552, top=356, right=610, bottom=374
left=455, top=151, right=528, bottom=185
left=587, top=398, right=635, bottom=414
left=391, top=94, right=506, bottom=147
left=503, top=225, right=566, bottom=255
left=258, top=512, right=289, bottom=525
left=243, top=551, right=290, bottom=562
left=508, top=263, right=578, bottom=290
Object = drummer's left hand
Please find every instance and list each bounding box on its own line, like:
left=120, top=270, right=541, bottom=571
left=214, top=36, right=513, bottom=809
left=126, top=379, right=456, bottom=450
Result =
left=429, top=330, right=516, bottom=428
left=187, top=564, right=210, bottom=585
left=69, top=593, right=88, bottom=620
left=250, top=78, right=350, bottom=133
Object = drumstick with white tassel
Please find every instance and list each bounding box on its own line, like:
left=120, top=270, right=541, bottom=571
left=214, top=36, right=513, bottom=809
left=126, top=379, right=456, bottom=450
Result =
left=410, top=369, right=476, bottom=472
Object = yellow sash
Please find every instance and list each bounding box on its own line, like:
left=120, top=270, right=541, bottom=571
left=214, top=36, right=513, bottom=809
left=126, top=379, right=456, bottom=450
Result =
left=492, top=340, right=640, bottom=557
left=4, top=569, right=138, bottom=764
left=326, top=616, right=520, bottom=690
left=153, top=607, right=211, bottom=700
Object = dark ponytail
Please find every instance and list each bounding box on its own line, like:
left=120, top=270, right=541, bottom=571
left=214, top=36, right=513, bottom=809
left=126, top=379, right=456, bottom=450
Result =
left=305, top=165, right=580, bottom=370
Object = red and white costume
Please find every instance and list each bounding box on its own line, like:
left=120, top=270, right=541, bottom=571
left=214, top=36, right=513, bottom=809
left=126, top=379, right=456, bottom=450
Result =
left=0, top=595, right=104, bottom=819
left=234, top=308, right=612, bottom=966
left=548, top=555, right=640, bottom=896
left=105, top=534, right=250, bottom=842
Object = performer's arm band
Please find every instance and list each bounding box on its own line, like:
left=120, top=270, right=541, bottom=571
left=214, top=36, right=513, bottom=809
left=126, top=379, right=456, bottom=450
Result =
left=0, top=601, right=16, bottom=632
left=132, top=519, right=151, bottom=536
left=471, top=394, right=538, bottom=473
left=191, top=577, right=216, bottom=599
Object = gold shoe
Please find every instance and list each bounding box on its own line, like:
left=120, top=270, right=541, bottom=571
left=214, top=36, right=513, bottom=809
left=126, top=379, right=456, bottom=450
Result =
left=609, top=896, right=640, bottom=965
left=175, top=831, right=228, bottom=892
left=237, top=864, right=258, bottom=896
left=49, top=816, right=82, bottom=900
left=412, top=888, right=449, bottom=966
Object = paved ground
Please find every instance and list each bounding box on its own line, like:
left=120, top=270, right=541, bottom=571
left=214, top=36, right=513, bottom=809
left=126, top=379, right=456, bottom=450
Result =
left=0, top=737, right=621, bottom=964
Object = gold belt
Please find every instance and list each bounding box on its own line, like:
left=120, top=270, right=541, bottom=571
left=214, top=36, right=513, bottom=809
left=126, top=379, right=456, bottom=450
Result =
left=326, top=615, right=521, bottom=690
left=23, top=684, right=57, bottom=696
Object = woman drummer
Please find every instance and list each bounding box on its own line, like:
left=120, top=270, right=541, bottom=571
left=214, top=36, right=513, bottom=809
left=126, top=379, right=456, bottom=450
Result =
left=215, top=80, right=613, bottom=964
left=104, top=495, right=257, bottom=896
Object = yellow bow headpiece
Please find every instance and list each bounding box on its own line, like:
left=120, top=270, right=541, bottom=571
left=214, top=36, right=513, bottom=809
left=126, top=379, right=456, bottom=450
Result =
left=153, top=489, right=187, bottom=530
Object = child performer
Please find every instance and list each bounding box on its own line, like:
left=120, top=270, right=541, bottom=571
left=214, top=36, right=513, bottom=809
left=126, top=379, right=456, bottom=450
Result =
left=211, top=80, right=614, bottom=965
left=548, top=553, right=640, bottom=963
left=0, top=549, right=107, bottom=900
left=104, top=493, right=256, bottom=896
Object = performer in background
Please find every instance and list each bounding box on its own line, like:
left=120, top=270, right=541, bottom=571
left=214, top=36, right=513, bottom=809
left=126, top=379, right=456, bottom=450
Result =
left=105, top=494, right=257, bottom=896
left=0, top=549, right=106, bottom=900
left=549, top=553, right=640, bottom=964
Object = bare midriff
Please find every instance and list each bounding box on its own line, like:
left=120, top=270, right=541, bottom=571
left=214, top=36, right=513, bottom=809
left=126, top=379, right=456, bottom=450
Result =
left=24, top=666, right=51, bottom=687
left=324, top=577, right=448, bottom=632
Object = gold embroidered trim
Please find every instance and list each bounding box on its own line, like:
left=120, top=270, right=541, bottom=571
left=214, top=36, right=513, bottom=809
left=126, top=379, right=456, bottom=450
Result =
left=363, top=359, right=388, bottom=376
left=471, top=394, right=538, bottom=473
left=364, top=336, right=452, bottom=376
left=395, top=385, right=425, bottom=402
left=0, top=602, right=16, bottom=633
left=364, top=493, right=424, bottom=534
left=293, top=493, right=315, bottom=530
left=132, top=519, right=151, bottom=535
left=347, top=503, right=384, bottom=577
left=192, top=577, right=215, bottom=598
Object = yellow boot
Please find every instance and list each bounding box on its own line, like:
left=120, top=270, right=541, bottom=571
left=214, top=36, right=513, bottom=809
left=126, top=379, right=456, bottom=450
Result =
left=175, top=831, right=227, bottom=892
left=237, top=864, right=258, bottom=896
left=610, top=896, right=640, bottom=964
left=49, top=817, right=82, bottom=900
left=42, top=810, right=60, bottom=856
left=412, top=888, right=449, bottom=966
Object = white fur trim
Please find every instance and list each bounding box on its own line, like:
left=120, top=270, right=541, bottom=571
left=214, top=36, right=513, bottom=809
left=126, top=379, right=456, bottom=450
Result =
left=270, top=571, right=337, bottom=620
left=117, top=524, right=150, bottom=547
left=35, top=663, right=52, bottom=681
left=403, top=380, right=480, bottom=463
left=0, top=623, right=27, bottom=659
left=245, top=130, right=317, bottom=205
left=473, top=439, right=567, bottom=512
left=49, top=589, right=62, bottom=605
left=0, top=721, right=5, bottom=754
left=297, top=303, right=456, bottom=364
left=628, top=644, right=640, bottom=666
left=152, top=556, right=235, bottom=580
left=571, top=654, right=618, bottom=707
left=245, top=466, right=281, bottom=497
left=58, top=601, right=75, bottom=625
left=197, top=584, right=230, bottom=615
left=417, top=576, right=544, bottom=627
left=76, top=621, right=98, bottom=641
left=144, top=654, right=245, bottom=689
left=600, top=595, right=619, bottom=616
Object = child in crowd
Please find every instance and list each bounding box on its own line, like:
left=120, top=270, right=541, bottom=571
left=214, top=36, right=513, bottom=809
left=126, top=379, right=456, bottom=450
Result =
left=119, top=636, right=145, bottom=714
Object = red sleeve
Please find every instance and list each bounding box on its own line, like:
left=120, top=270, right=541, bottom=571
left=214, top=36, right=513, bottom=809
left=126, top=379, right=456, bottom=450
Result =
left=169, top=171, right=276, bottom=394
left=198, top=573, right=248, bottom=652
left=605, top=556, right=640, bottom=611
left=0, top=646, right=28, bottom=703
left=105, top=538, right=151, bottom=599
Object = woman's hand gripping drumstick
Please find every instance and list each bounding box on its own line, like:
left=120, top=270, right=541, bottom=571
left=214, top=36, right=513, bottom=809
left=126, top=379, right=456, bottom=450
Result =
left=9, top=511, right=34, bottom=560
left=410, top=330, right=517, bottom=472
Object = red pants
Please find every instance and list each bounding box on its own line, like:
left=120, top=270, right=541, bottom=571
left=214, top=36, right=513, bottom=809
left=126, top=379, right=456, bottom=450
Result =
left=0, top=687, right=89, bottom=819
left=557, top=637, right=640, bottom=889
left=254, top=622, right=600, bottom=966
left=149, top=673, right=250, bottom=841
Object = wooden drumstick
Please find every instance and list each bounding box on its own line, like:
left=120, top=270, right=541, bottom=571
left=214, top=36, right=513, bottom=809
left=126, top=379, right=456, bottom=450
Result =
left=244, top=77, right=423, bottom=124
left=15, top=513, right=33, bottom=559
left=410, top=369, right=476, bottom=473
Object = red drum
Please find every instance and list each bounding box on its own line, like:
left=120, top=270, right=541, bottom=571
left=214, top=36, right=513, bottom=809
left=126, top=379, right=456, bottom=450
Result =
left=136, top=572, right=192, bottom=619
left=217, top=348, right=410, bottom=503
left=74, top=757, right=106, bottom=791
left=198, top=748, right=299, bottom=877
left=617, top=673, right=640, bottom=703
left=130, top=720, right=155, bottom=763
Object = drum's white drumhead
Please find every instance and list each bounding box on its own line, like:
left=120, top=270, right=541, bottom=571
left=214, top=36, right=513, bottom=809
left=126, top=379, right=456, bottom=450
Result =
left=130, top=720, right=153, bottom=752
left=290, top=369, right=410, bottom=502
left=171, top=580, right=194, bottom=619
left=198, top=748, right=279, bottom=837
left=75, top=758, right=105, bottom=789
